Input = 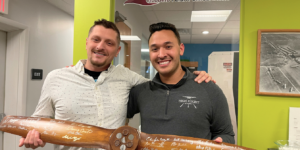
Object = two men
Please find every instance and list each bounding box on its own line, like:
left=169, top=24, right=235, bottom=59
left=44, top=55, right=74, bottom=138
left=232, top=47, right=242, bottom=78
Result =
left=127, top=22, right=235, bottom=144
left=19, top=19, right=212, bottom=150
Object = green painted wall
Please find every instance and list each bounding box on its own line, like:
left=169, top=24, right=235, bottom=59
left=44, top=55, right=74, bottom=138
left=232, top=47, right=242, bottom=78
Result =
left=239, top=0, right=300, bottom=149
left=73, top=0, right=115, bottom=64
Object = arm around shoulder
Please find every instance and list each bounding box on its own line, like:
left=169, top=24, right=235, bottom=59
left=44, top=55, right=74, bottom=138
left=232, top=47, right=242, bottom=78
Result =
left=124, top=67, right=150, bottom=86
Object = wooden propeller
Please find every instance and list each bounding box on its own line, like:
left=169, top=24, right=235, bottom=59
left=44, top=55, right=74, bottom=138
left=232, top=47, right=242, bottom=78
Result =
left=0, top=116, right=255, bottom=150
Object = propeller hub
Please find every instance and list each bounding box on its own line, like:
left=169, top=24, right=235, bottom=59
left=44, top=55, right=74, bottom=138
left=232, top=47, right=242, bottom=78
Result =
left=109, top=126, right=139, bottom=150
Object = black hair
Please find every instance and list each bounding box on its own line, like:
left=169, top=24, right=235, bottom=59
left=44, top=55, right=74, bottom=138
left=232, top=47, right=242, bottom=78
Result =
left=148, top=22, right=181, bottom=45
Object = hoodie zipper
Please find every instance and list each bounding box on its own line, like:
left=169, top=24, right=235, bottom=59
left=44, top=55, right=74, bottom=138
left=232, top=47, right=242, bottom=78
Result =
left=152, top=80, right=170, bottom=115
left=165, top=90, right=170, bottom=115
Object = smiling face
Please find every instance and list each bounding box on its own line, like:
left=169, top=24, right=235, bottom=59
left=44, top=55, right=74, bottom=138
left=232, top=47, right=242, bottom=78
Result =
left=149, top=30, right=184, bottom=76
left=85, top=25, right=121, bottom=70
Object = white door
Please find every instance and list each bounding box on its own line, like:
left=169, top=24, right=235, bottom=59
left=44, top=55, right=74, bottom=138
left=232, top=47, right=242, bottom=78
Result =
left=0, top=30, right=7, bottom=150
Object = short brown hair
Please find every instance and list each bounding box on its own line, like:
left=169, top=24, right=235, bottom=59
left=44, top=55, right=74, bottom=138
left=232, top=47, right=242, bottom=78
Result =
left=89, top=19, right=121, bottom=45
left=148, top=22, right=181, bottom=45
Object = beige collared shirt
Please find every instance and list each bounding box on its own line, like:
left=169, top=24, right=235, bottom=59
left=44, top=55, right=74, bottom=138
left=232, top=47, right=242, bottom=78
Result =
left=32, top=60, right=149, bottom=150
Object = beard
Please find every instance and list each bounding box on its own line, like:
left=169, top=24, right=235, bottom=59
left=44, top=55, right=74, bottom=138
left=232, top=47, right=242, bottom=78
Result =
left=89, top=57, right=106, bottom=68
left=88, top=49, right=108, bottom=67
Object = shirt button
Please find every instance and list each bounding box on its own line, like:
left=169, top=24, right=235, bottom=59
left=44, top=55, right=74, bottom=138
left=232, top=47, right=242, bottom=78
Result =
left=98, top=104, right=101, bottom=107
left=95, top=87, right=98, bottom=90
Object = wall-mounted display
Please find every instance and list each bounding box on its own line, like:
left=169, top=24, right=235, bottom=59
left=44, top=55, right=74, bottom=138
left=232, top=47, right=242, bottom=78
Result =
left=256, top=29, right=300, bottom=97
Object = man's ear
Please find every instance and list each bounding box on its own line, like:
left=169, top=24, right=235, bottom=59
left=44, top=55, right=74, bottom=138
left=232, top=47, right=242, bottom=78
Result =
left=115, top=46, right=121, bottom=57
left=85, top=38, right=88, bottom=51
left=179, top=43, right=185, bottom=56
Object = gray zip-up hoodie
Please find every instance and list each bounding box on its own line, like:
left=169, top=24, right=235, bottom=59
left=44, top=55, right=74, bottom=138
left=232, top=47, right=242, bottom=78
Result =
left=127, top=66, right=235, bottom=144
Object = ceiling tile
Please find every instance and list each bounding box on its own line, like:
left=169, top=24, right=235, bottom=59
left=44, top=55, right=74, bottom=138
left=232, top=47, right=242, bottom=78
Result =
left=193, top=0, right=240, bottom=10
left=180, top=35, right=191, bottom=43
left=153, top=2, right=193, bottom=10
left=180, top=35, right=191, bottom=41
left=140, top=6, right=154, bottom=11
left=223, top=21, right=240, bottom=28
left=154, top=11, right=191, bottom=21
left=181, top=39, right=191, bottom=44
left=161, top=20, right=192, bottom=28
left=191, top=39, right=215, bottom=44
left=192, top=28, right=222, bottom=34
left=192, top=34, right=218, bottom=40
left=228, top=9, right=240, bottom=21
left=144, top=11, right=158, bottom=21
left=192, top=22, right=226, bottom=28
left=219, top=29, right=240, bottom=35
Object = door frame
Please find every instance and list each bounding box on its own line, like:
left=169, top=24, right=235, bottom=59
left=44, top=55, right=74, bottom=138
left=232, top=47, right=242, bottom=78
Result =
left=0, top=16, right=29, bottom=150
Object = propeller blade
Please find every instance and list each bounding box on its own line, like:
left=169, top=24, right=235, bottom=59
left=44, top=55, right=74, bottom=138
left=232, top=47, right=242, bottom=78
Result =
left=0, top=115, right=114, bottom=149
left=136, top=132, right=255, bottom=150
left=0, top=116, right=255, bottom=150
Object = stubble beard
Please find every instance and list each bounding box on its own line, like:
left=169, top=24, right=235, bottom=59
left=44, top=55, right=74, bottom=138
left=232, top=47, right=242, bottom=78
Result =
left=90, top=57, right=106, bottom=68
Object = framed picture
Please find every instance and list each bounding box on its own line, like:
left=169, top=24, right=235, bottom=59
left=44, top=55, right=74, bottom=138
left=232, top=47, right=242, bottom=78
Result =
left=256, top=29, right=300, bottom=97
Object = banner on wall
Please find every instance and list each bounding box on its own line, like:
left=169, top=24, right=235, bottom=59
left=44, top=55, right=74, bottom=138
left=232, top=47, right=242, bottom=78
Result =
left=124, top=0, right=230, bottom=6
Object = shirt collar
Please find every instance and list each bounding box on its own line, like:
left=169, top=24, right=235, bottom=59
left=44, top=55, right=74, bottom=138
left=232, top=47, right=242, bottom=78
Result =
left=74, top=59, right=115, bottom=75
left=151, top=65, right=190, bottom=89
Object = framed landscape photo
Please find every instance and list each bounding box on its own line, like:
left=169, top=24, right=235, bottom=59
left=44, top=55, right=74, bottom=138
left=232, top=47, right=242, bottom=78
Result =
left=256, top=29, right=300, bottom=97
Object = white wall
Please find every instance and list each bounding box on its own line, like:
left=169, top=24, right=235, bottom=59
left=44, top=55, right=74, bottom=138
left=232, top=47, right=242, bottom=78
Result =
left=115, top=1, right=150, bottom=74
left=1, top=0, right=73, bottom=115
left=0, top=30, right=6, bottom=118
left=0, top=30, right=6, bottom=150
left=1, top=0, right=73, bottom=149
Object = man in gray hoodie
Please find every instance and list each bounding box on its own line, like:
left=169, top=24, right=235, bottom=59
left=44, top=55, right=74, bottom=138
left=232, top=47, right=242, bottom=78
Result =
left=127, top=22, right=235, bottom=144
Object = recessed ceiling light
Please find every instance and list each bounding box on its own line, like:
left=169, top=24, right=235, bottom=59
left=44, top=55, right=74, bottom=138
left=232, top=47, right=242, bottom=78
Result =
left=141, top=49, right=149, bottom=52
left=121, top=35, right=141, bottom=41
left=191, top=10, right=232, bottom=22
left=202, top=31, right=209, bottom=34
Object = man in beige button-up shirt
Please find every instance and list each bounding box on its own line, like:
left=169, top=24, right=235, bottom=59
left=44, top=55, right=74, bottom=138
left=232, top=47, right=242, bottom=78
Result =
left=18, top=19, right=212, bottom=150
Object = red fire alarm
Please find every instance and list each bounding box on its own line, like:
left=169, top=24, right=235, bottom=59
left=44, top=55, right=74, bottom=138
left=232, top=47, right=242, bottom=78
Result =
left=0, top=0, right=9, bottom=15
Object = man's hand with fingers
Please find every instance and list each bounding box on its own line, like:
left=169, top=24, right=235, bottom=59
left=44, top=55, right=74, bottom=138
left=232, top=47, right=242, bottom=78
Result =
left=19, top=129, right=46, bottom=149
left=214, top=137, right=223, bottom=143
left=65, top=65, right=74, bottom=68
left=193, top=71, right=216, bottom=84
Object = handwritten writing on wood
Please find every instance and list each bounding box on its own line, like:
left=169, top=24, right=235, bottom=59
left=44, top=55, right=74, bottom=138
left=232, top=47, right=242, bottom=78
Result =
left=143, top=136, right=246, bottom=150
left=62, top=135, right=82, bottom=142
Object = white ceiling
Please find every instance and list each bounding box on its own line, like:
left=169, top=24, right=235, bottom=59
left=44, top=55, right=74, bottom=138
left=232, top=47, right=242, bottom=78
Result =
left=140, top=0, right=240, bottom=44
left=45, top=0, right=240, bottom=44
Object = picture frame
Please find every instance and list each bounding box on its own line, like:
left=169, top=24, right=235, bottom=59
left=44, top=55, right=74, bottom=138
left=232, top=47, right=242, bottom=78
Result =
left=256, top=29, right=300, bottom=97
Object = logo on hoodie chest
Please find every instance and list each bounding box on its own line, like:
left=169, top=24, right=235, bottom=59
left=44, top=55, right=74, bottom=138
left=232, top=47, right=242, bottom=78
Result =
left=178, top=96, right=199, bottom=109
